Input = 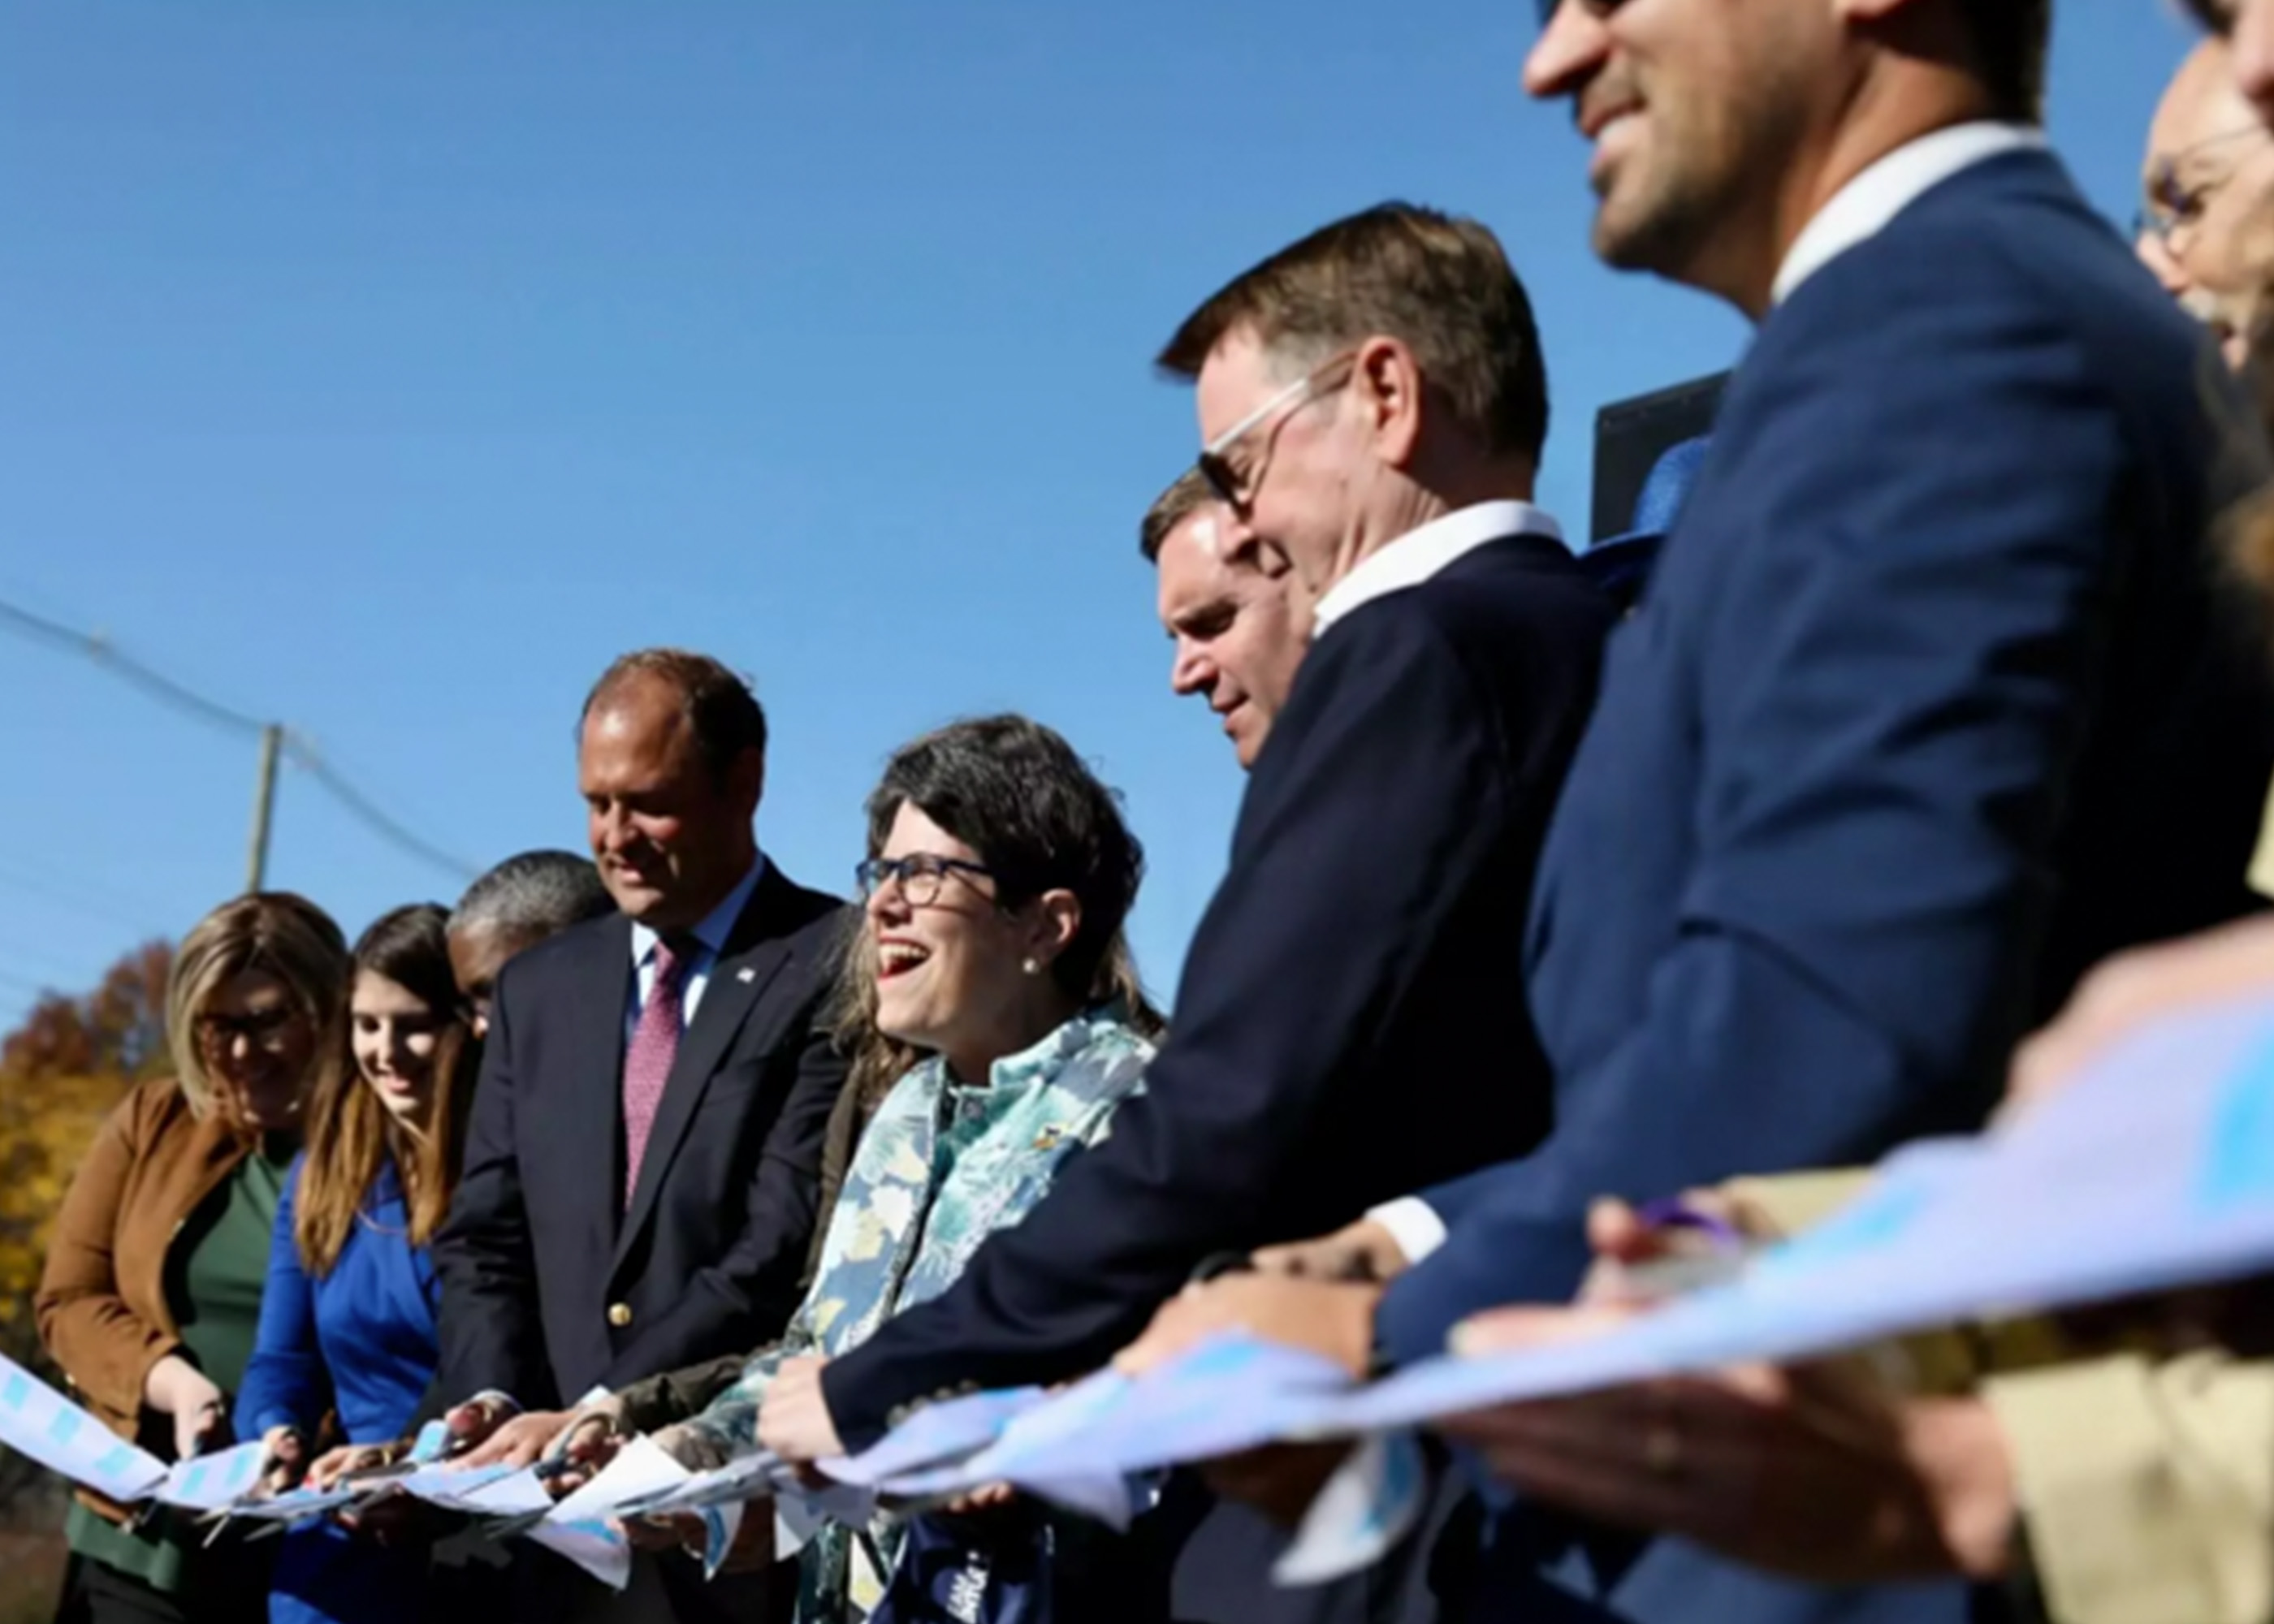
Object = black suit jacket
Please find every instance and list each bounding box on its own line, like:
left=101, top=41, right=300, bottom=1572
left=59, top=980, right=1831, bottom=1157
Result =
left=434, top=865, right=851, bottom=1410
left=823, top=527, right=1615, bottom=1446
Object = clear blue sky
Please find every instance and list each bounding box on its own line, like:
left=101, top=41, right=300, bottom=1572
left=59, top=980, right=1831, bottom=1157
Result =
left=0, top=2, right=2196, bottom=1034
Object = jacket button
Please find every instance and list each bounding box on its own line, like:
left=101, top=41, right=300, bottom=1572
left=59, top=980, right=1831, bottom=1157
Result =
left=607, top=1303, right=633, bottom=1328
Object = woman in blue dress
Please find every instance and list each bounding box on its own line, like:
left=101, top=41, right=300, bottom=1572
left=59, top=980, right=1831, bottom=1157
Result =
left=234, top=904, right=482, bottom=1624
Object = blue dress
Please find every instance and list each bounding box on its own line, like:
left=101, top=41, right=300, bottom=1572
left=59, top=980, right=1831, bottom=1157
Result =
left=235, top=1155, right=441, bottom=1624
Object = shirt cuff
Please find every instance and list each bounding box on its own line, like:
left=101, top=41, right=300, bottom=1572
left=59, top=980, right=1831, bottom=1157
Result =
left=1367, top=1198, right=1448, bottom=1268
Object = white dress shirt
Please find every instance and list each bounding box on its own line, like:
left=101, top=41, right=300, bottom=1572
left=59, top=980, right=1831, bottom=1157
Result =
left=1772, top=121, right=2047, bottom=307
left=1311, top=499, right=1565, bottom=641
left=625, top=855, right=765, bottom=1043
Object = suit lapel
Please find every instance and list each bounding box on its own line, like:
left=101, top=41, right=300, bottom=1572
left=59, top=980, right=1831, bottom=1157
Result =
left=569, top=920, right=635, bottom=1244
left=612, top=871, right=803, bottom=1269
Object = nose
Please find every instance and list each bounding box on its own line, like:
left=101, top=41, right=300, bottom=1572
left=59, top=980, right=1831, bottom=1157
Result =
left=865, top=875, right=911, bottom=925
left=590, top=801, right=629, bottom=857
left=2136, top=226, right=2191, bottom=296
left=1524, top=1, right=1610, bottom=101
left=1170, top=641, right=1217, bottom=699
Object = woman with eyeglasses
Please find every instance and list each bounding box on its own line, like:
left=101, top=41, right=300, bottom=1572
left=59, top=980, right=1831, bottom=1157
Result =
left=537, top=713, right=1164, bottom=1622
left=39, top=892, right=348, bottom=1624
left=232, top=904, right=489, bottom=1624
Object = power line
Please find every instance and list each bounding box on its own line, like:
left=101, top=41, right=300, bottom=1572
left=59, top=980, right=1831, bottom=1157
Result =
left=0, top=594, right=478, bottom=883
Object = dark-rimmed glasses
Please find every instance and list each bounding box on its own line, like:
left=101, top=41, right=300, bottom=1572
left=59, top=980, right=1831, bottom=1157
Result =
left=1535, top=0, right=1634, bottom=23
left=856, top=853, right=999, bottom=908
left=195, top=1007, right=303, bottom=1052
left=1195, top=350, right=1358, bottom=513
left=2135, top=125, right=2270, bottom=252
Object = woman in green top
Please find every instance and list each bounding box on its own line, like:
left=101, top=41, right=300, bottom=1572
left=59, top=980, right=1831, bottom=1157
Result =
left=38, top=892, right=349, bottom=1624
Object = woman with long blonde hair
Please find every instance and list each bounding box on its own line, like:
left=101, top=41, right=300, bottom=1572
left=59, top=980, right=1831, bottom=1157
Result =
left=234, top=904, right=484, bottom=1624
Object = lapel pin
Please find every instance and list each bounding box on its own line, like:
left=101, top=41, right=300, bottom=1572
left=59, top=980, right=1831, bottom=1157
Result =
left=737, top=966, right=757, bottom=984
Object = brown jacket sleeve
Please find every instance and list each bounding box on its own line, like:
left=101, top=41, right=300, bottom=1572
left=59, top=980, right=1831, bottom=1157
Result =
left=36, top=1086, right=179, bottom=1423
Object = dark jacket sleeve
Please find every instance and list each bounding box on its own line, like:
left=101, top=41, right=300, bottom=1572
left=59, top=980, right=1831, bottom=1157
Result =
left=1381, top=250, right=2138, bottom=1363
left=432, top=970, right=554, bottom=1409
left=603, top=962, right=849, bottom=1386
left=823, top=610, right=1541, bottom=1447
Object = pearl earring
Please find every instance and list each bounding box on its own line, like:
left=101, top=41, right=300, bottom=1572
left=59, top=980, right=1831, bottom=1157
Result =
left=1022, top=958, right=1040, bottom=975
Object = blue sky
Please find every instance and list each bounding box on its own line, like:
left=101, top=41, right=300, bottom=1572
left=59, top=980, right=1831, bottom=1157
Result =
left=0, top=2, right=2198, bottom=1033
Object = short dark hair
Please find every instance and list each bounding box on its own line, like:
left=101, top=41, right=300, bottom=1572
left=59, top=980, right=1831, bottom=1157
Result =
left=1156, top=201, right=1549, bottom=466
left=450, top=850, right=614, bottom=941
left=864, top=715, right=1146, bottom=1009
left=1953, top=0, right=2052, bottom=121
left=581, top=648, right=768, bottom=784
left=1139, top=469, right=1214, bottom=563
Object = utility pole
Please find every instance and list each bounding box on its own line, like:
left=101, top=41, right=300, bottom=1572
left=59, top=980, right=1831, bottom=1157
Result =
left=245, top=723, right=282, bottom=893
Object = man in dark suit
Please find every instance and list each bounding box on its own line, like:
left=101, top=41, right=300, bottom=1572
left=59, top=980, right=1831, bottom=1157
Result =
left=752, top=205, right=1614, bottom=1618
left=434, top=648, right=848, bottom=1622
left=1148, top=2, right=2274, bottom=1622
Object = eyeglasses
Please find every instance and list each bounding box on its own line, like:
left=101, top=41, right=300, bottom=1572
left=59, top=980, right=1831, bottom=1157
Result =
left=855, top=853, right=1000, bottom=908
left=195, top=1007, right=303, bottom=1052
left=2135, top=125, right=2268, bottom=251
left=1194, top=350, right=1357, bottom=514
left=1534, top=0, right=1633, bottom=23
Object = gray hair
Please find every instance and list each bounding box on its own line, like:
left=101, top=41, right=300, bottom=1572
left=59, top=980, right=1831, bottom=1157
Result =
left=449, top=849, right=614, bottom=941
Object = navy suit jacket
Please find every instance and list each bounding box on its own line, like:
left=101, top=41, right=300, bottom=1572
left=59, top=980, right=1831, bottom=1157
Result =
left=1382, top=149, right=2274, bottom=1623
left=434, top=866, right=850, bottom=1410
left=823, top=529, right=1615, bottom=1447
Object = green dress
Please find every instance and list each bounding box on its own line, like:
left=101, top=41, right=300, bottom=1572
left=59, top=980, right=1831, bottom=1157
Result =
left=65, top=1134, right=295, bottom=1592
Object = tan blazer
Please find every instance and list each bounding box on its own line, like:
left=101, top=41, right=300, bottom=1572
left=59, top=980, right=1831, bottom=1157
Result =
left=35, top=1075, right=262, bottom=1523
left=1735, top=1170, right=2274, bottom=1624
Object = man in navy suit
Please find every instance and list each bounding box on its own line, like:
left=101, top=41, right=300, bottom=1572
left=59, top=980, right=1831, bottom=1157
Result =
left=754, top=205, right=1614, bottom=1618
left=436, top=649, right=848, bottom=1622
left=1133, top=1, right=2274, bottom=1619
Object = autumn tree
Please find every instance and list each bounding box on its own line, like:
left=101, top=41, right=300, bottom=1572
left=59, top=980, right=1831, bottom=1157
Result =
left=0, top=941, right=174, bottom=1514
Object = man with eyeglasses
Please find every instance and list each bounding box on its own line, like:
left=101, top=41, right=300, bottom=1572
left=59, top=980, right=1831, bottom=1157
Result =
left=755, top=201, right=1614, bottom=1621
left=1108, top=0, right=2274, bottom=1622
left=2138, top=37, right=2274, bottom=368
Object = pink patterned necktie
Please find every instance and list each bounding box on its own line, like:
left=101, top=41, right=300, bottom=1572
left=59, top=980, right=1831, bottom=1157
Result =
left=622, top=935, right=691, bottom=1207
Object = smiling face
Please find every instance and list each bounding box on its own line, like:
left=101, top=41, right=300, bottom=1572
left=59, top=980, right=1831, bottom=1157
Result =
left=1156, top=508, right=1312, bottom=770
left=579, top=674, right=761, bottom=933
left=349, top=969, right=446, bottom=1128
left=1524, top=0, right=1834, bottom=296
left=2140, top=40, right=2274, bottom=365
left=866, top=801, right=1076, bottom=1082
left=197, top=969, right=319, bottom=1131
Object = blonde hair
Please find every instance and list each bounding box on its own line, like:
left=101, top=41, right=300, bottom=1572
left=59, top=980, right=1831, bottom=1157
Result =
left=166, top=892, right=349, bottom=1123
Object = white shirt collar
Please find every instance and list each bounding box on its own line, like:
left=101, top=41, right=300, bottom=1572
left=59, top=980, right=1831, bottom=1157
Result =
left=629, top=853, right=765, bottom=970
left=1771, top=121, right=2045, bottom=307
left=1311, top=499, right=1563, bottom=639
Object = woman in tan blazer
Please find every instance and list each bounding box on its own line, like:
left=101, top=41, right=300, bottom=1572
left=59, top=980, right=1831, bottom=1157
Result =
left=38, top=892, right=348, bottom=1624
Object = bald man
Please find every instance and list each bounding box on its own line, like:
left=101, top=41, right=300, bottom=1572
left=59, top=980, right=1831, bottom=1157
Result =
left=2140, top=37, right=2274, bottom=365
left=1142, top=470, right=1313, bottom=771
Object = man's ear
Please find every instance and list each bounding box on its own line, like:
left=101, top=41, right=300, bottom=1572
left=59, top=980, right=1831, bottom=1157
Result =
left=1355, top=335, right=1427, bottom=470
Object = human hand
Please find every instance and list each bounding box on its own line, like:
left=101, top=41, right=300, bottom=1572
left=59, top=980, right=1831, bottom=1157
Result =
left=653, top=1505, right=776, bottom=1571
left=441, top=1393, right=517, bottom=1458
left=1115, top=1275, right=1380, bottom=1379
left=460, top=1408, right=570, bottom=1471
left=757, top=1357, right=845, bottom=1466
left=651, top=1421, right=735, bottom=1475
left=538, top=1397, right=629, bottom=1496
left=1437, top=1307, right=2016, bottom=1585
left=143, top=1355, right=229, bottom=1462
left=2006, top=915, right=2274, bottom=1117
left=1254, top=1218, right=1412, bottom=1284
left=255, top=1424, right=309, bottom=1494
left=308, top=1441, right=400, bottom=1491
